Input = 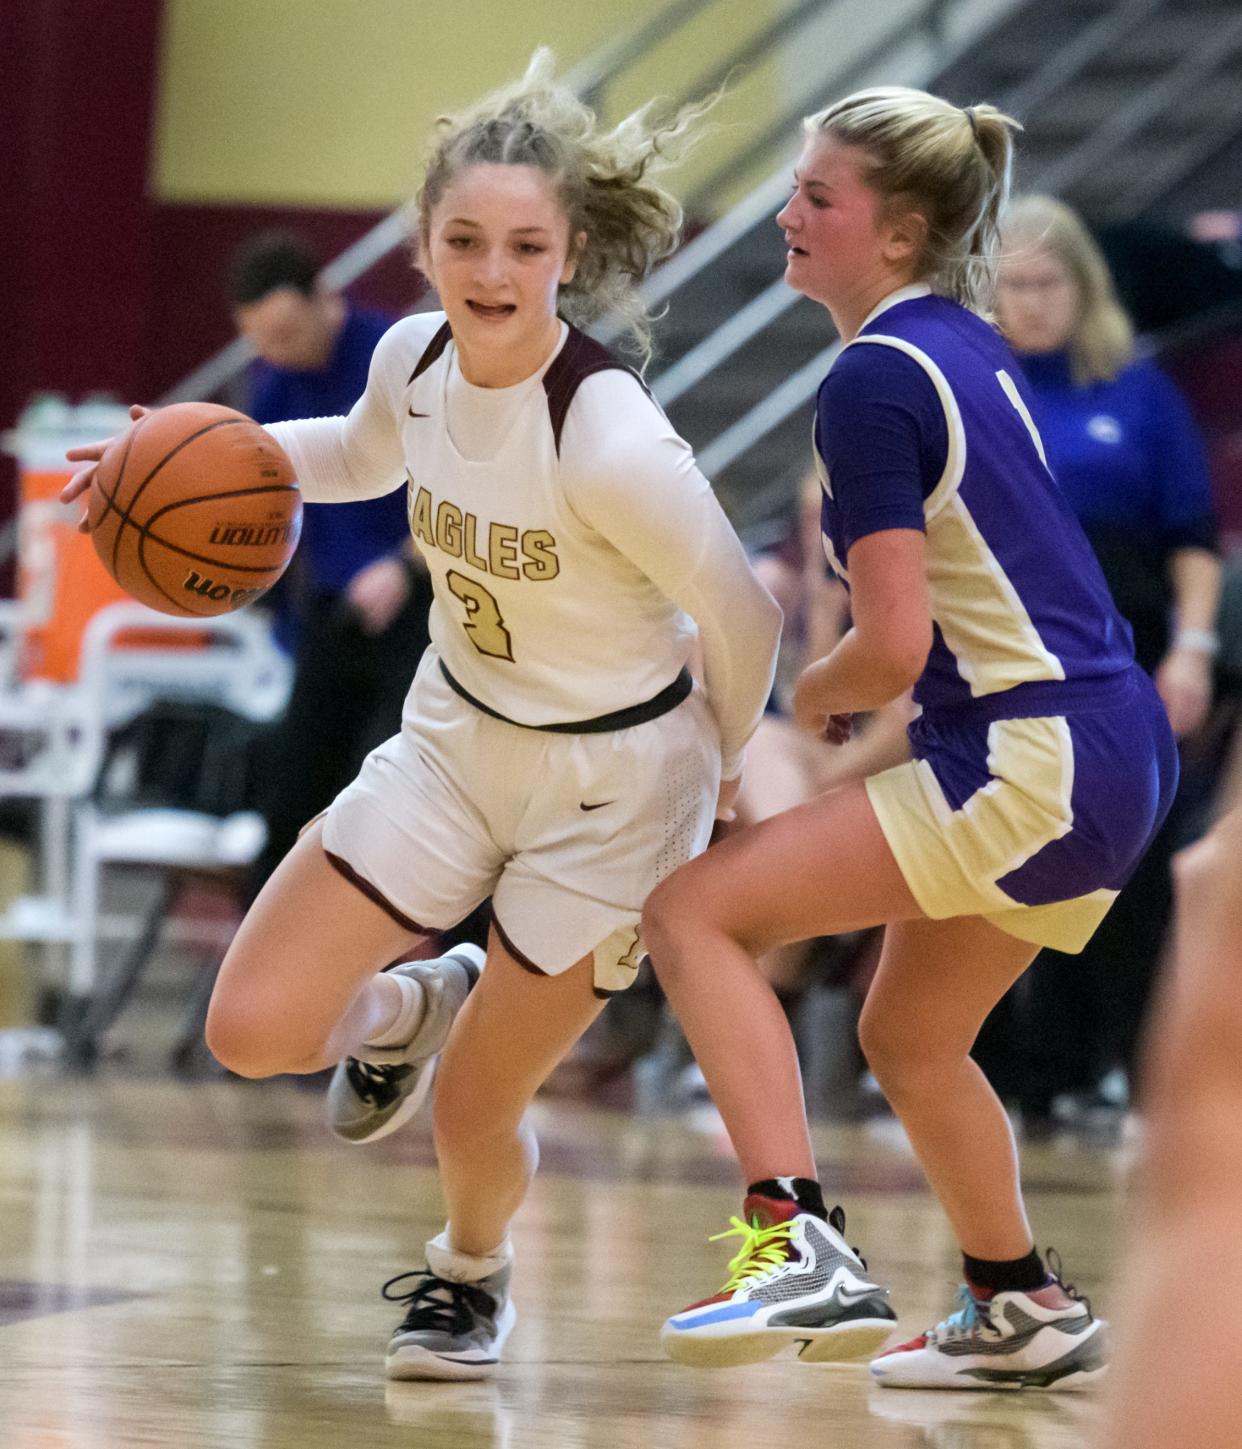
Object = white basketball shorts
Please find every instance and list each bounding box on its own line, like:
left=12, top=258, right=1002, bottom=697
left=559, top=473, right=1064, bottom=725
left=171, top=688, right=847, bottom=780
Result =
left=320, top=648, right=721, bottom=994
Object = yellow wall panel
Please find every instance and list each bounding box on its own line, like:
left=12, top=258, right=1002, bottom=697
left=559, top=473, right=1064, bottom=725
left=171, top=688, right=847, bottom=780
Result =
left=155, top=0, right=781, bottom=209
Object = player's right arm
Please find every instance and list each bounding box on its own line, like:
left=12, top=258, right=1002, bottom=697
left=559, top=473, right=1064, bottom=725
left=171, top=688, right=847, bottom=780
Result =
left=791, top=345, right=937, bottom=734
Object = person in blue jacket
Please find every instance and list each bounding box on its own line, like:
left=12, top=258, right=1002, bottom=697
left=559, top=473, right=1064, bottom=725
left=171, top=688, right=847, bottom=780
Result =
left=996, top=195, right=1222, bottom=1127
left=228, top=232, right=434, bottom=904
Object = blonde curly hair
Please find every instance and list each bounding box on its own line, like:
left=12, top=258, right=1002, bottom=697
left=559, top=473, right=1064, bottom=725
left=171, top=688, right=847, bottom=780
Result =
left=415, top=49, right=713, bottom=364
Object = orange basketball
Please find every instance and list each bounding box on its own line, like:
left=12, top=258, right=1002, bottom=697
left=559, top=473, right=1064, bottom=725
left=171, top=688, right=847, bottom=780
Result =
left=88, top=402, right=302, bottom=617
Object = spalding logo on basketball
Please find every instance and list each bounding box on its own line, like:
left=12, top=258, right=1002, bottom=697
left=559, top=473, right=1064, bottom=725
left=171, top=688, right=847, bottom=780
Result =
left=87, top=402, right=302, bottom=617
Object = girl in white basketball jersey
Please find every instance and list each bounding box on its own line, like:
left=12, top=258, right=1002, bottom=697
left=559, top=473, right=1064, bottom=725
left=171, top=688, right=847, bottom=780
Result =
left=62, top=52, right=781, bottom=1380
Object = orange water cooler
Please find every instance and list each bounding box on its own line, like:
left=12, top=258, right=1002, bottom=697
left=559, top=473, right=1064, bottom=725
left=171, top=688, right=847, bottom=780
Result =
left=6, top=398, right=135, bottom=681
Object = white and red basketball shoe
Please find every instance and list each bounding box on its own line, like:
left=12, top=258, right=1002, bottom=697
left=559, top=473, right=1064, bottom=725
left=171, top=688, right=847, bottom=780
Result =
left=870, top=1271, right=1108, bottom=1391
left=661, top=1195, right=896, bottom=1368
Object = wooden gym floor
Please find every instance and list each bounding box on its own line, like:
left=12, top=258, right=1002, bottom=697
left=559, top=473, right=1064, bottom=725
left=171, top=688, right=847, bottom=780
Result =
left=0, top=1068, right=1129, bottom=1448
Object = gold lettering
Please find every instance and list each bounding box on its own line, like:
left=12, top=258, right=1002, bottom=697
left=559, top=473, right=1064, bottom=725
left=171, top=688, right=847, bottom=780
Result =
left=488, top=522, right=520, bottom=580
left=521, top=529, right=560, bottom=581
left=447, top=570, right=515, bottom=660
left=462, top=513, right=487, bottom=572
left=435, top=500, right=464, bottom=557
left=409, top=486, right=435, bottom=548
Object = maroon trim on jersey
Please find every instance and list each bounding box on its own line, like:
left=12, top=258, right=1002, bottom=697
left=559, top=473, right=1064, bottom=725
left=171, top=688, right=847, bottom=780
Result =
left=543, top=324, right=650, bottom=454
left=323, top=850, right=433, bottom=935
left=403, top=319, right=651, bottom=450
left=491, top=913, right=550, bottom=976
left=406, top=321, right=453, bottom=386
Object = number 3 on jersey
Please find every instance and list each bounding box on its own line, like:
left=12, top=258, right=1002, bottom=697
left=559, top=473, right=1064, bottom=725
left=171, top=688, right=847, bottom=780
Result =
left=446, top=569, right=515, bottom=661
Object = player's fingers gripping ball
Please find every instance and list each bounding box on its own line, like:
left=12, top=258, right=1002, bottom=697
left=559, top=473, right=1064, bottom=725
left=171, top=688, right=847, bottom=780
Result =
left=88, top=402, right=301, bottom=617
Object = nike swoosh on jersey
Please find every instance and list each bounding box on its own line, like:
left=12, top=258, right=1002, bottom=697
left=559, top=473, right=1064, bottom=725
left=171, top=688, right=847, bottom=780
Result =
left=408, top=406, right=429, bottom=417
left=579, top=801, right=614, bottom=812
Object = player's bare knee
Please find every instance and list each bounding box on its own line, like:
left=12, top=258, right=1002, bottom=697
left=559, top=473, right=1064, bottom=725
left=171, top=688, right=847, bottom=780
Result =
left=640, top=881, right=685, bottom=960
left=858, top=1009, right=928, bottom=1092
left=204, top=999, right=300, bottom=1079
left=642, top=871, right=715, bottom=954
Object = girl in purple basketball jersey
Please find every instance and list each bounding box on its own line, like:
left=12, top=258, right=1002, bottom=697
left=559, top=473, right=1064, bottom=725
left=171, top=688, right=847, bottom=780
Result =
left=648, top=87, right=1177, bottom=1389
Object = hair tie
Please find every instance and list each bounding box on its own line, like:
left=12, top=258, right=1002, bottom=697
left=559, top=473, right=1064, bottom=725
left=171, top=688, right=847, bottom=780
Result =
left=962, top=106, right=979, bottom=141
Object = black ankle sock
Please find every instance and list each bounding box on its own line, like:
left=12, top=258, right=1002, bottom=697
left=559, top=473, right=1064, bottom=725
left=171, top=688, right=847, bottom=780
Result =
left=746, top=1176, right=827, bottom=1220
left=962, top=1247, right=1047, bottom=1294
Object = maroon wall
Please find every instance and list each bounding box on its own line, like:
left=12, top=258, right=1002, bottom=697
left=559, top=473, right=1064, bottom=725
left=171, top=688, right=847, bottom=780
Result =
left=2, top=0, right=164, bottom=413
left=1, top=0, right=164, bottom=592
left=1, top=2, right=425, bottom=416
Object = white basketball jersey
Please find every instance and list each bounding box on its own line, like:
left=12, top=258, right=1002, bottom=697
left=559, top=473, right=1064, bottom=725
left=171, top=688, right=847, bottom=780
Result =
left=400, top=315, right=692, bottom=724
left=268, top=312, right=780, bottom=771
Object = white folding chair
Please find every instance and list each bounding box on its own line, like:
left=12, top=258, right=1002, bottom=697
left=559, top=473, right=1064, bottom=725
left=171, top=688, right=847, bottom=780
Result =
left=57, top=603, right=290, bottom=1064
left=0, top=599, right=99, bottom=1063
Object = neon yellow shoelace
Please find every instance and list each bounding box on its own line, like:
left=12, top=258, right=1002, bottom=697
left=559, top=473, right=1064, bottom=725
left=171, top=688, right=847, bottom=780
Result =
left=710, top=1215, right=796, bottom=1293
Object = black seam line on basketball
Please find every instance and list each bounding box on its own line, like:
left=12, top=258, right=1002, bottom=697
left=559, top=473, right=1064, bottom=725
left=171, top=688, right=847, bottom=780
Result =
left=130, top=514, right=291, bottom=621
left=131, top=482, right=298, bottom=616
left=135, top=527, right=260, bottom=617
left=92, top=432, right=287, bottom=546
left=98, top=424, right=143, bottom=586
left=132, top=486, right=302, bottom=574
left=134, top=517, right=287, bottom=616
left=118, top=483, right=299, bottom=602
left=108, top=418, right=253, bottom=578
left=135, top=522, right=228, bottom=616
left=97, top=481, right=300, bottom=561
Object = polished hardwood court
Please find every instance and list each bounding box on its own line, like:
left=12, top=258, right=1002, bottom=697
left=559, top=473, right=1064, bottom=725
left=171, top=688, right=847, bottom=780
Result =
left=0, top=1064, right=1132, bottom=1448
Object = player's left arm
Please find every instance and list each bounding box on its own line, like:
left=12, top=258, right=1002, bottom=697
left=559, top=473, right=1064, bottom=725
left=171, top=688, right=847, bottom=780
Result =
left=563, top=377, right=782, bottom=782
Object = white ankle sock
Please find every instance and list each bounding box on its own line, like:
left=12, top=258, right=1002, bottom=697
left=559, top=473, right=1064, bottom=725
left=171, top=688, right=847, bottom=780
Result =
left=426, top=1226, right=513, bottom=1284
left=363, top=971, right=426, bottom=1049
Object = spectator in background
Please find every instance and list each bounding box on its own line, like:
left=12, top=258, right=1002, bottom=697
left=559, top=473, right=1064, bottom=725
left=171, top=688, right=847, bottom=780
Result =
left=229, top=232, right=433, bottom=904
left=994, top=195, right=1222, bottom=1128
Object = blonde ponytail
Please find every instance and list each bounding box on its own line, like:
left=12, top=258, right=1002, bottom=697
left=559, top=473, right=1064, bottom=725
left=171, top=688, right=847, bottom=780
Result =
left=807, top=86, right=1022, bottom=314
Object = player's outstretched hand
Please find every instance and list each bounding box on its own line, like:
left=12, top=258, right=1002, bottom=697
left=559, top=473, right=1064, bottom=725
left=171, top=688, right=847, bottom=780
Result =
left=61, top=404, right=150, bottom=530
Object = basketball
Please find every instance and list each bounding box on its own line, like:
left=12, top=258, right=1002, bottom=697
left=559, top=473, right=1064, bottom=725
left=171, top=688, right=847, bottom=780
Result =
left=88, top=401, right=302, bottom=617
